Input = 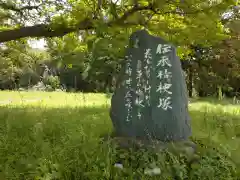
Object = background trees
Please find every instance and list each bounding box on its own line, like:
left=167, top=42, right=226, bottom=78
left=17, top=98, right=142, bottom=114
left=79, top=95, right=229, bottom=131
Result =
left=0, top=0, right=239, bottom=97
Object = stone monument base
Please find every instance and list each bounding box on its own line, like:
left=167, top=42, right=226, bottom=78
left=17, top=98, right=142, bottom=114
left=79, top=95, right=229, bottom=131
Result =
left=112, top=136, right=196, bottom=156
left=102, top=133, right=196, bottom=159
left=102, top=134, right=199, bottom=176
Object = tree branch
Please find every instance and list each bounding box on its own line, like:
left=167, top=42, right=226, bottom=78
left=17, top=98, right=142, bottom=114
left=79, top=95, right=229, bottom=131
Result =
left=0, top=2, right=40, bottom=12
left=0, top=3, right=154, bottom=43
left=110, top=3, right=153, bottom=25
left=0, top=18, right=93, bottom=43
left=0, top=2, right=226, bottom=43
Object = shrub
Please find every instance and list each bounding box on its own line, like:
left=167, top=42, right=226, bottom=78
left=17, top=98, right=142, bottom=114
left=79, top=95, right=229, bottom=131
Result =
left=43, top=76, right=60, bottom=90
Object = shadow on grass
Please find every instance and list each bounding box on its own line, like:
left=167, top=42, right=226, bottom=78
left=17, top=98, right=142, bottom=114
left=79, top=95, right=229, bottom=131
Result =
left=189, top=109, right=240, bottom=170
left=0, top=105, right=239, bottom=179
left=0, top=104, right=239, bottom=151
left=0, top=105, right=113, bottom=138
left=0, top=105, right=119, bottom=179
left=0, top=104, right=239, bottom=154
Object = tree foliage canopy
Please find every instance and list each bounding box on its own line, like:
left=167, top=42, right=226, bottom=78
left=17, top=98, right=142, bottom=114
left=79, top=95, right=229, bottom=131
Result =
left=0, top=0, right=239, bottom=96
left=0, top=0, right=236, bottom=45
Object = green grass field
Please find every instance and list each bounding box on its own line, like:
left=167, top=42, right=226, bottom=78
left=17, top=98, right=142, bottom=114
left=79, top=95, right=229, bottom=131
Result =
left=0, top=91, right=239, bottom=179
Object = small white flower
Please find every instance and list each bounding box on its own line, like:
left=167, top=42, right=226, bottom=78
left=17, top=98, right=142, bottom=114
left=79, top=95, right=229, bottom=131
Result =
left=114, top=163, right=123, bottom=169
left=144, top=167, right=161, bottom=176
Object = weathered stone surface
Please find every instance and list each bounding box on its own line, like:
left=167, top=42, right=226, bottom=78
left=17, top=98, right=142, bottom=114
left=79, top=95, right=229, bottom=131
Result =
left=109, top=30, right=191, bottom=142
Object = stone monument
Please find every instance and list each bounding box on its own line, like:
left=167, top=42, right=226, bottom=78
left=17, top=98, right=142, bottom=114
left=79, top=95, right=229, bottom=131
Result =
left=109, top=30, right=192, bottom=143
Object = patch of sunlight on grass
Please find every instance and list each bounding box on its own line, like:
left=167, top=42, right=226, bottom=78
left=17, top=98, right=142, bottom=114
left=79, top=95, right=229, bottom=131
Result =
left=0, top=91, right=110, bottom=108
left=190, top=100, right=240, bottom=114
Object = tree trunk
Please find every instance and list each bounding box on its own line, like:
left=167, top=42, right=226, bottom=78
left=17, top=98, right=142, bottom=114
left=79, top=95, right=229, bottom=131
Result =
left=188, top=65, right=193, bottom=98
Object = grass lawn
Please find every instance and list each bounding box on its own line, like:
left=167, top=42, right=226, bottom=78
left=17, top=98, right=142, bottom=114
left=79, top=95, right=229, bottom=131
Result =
left=0, top=90, right=239, bottom=179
